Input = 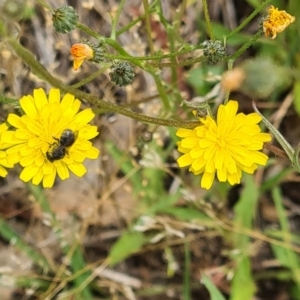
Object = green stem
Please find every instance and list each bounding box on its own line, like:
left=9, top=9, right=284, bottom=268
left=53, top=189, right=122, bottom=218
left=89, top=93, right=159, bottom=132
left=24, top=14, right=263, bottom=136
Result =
left=103, top=46, right=195, bottom=61
left=226, top=0, right=272, bottom=40
left=7, top=37, right=62, bottom=87
left=152, top=71, right=171, bottom=110
left=142, top=0, right=155, bottom=54
left=183, top=242, right=191, bottom=300
left=174, top=0, right=187, bottom=35
left=202, top=0, right=214, bottom=40
left=6, top=36, right=198, bottom=129
left=149, top=55, right=206, bottom=68
left=105, top=38, right=136, bottom=58
left=36, top=0, right=53, bottom=11
left=116, top=1, right=156, bottom=36
left=77, top=22, right=196, bottom=63
left=156, top=1, right=177, bottom=108
left=0, top=94, right=18, bottom=105
left=77, top=19, right=199, bottom=76
left=76, top=22, right=132, bottom=59
left=117, top=16, right=144, bottom=36
left=227, top=31, right=263, bottom=61
left=71, top=64, right=111, bottom=89
left=224, top=59, right=234, bottom=104
left=110, top=0, right=126, bottom=40
left=75, top=22, right=104, bottom=41
left=117, top=12, right=148, bottom=36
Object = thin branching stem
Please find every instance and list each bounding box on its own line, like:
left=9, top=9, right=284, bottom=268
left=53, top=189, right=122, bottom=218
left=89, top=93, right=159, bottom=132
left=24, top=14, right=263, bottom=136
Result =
left=142, top=0, right=155, bottom=55
left=228, top=31, right=263, bottom=61
left=202, top=0, right=214, bottom=40
left=36, top=0, right=53, bottom=11
left=226, top=0, right=272, bottom=40
left=6, top=36, right=198, bottom=129
left=110, top=0, right=126, bottom=40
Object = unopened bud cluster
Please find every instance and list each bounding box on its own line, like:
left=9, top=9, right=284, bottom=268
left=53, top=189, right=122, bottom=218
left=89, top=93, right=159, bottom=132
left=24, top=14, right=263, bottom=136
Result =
left=109, top=61, right=135, bottom=87
left=52, top=6, right=136, bottom=85
left=202, top=40, right=226, bottom=65
left=52, top=6, right=78, bottom=34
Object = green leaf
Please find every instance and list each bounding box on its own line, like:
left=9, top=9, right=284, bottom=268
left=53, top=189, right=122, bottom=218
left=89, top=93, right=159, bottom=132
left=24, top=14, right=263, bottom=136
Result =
left=230, top=175, right=257, bottom=300
left=233, top=174, right=258, bottom=246
left=201, top=273, right=226, bottom=300
left=183, top=243, right=191, bottom=300
left=293, top=81, right=300, bottom=118
left=146, top=193, right=181, bottom=215
left=261, top=167, right=293, bottom=192
left=109, top=231, right=147, bottom=265
left=187, top=66, right=222, bottom=96
left=271, top=186, right=300, bottom=289
left=230, top=258, right=256, bottom=300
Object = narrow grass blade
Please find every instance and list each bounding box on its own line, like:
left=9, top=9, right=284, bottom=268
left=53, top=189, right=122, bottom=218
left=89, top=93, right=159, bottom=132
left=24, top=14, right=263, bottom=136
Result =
left=0, top=216, right=53, bottom=272
left=201, top=273, right=226, bottom=300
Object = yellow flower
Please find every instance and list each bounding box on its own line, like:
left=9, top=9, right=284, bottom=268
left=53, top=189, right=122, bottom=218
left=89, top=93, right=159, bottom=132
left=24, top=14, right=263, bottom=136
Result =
left=263, top=5, right=295, bottom=39
left=70, top=43, right=94, bottom=71
left=176, top=100, right=271, bottom=190
left=0, top=123, right=14, bottom=177
left=1, top=88, right=100, bottom=188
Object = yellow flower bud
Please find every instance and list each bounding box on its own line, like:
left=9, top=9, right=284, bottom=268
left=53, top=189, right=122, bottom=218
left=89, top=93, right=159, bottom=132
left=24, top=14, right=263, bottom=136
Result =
left=70, top=43, right=94, bottom=71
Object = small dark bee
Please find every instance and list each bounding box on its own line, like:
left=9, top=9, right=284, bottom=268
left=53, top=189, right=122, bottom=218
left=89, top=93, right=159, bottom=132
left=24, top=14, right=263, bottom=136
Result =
left=46, top=145, right=67, bottom=162
left=59, top=129, right=77, bottom=147
left=46, top=129, right=77, bottom=162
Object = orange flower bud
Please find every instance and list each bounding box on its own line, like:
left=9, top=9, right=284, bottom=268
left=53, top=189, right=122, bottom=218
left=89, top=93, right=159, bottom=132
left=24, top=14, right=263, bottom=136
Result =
left=70, top=43, right=94, bottom=71
left=263, top=6, right=295, bottom=39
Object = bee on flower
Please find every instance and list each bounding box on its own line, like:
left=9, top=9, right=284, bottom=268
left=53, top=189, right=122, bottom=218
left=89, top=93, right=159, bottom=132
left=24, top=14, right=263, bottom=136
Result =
left=1, top=88, right=100, bottom=188
left=263, top=5, right=295, bottom=39
left=176, top=100, right=272, bottom=190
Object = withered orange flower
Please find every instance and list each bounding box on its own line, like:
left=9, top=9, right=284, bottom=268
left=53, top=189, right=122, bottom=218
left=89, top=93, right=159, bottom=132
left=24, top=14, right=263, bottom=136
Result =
left=70, top=43, right=94, bottom=70
left=263, top=6, right=295, bottom=39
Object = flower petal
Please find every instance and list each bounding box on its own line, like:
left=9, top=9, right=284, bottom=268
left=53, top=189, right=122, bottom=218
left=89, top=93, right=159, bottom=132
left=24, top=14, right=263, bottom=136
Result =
left=176, top=100, right=271, bottom=189
left=0, top=88, right=99, bottom=186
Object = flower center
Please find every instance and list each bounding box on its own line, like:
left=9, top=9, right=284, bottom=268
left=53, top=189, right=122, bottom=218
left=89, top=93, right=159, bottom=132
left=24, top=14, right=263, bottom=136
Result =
left=217, top=138, right=226, bottom=148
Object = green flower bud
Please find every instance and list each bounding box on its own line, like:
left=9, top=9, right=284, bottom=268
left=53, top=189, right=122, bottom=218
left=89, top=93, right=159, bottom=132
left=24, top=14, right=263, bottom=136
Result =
left=52, top=6, right=78, bottom=34
left=85, top=41, right=105, bottom=64
left=109, top=61, right=135, bottom=87
left=202, top=40, right=226, bottom=65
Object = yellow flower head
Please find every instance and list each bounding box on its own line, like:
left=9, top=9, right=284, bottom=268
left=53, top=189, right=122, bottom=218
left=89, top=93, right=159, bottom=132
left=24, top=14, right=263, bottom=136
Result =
left=70, top=43, right=94, bottom=71
left=2, top=88, right=100, bottom=188
left=0, top=123, right=14, bottom=177
left=176, top=100, right=272, bottom=190
left=263, top=5, right=295, bottom=39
